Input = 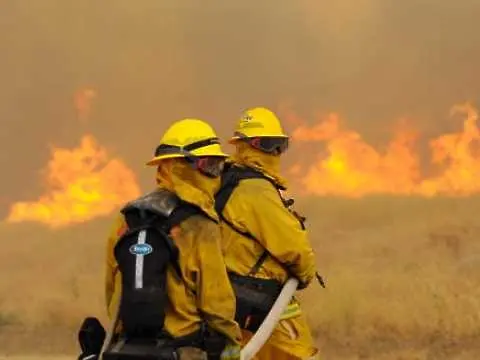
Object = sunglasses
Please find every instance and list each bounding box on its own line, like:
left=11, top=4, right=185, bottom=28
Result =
left=234, top=132, right=289, bottom=155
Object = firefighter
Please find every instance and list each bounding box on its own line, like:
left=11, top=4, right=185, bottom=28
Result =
left=215, top=107, right=321, bottom=360
left=103, top=119, right=242, bottom=360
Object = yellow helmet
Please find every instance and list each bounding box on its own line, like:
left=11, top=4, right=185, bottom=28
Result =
left=146, top=118, right=228, bottom=166
left=230, top=107, right=288, bottom=141
left=230, top=107, right=289, bottom=155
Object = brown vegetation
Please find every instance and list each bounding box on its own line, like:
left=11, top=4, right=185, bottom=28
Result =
left=1, top=196, right=480, bottom=359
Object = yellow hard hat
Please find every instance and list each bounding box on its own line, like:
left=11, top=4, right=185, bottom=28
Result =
left=146, top=118, right=228, bottom=166
left=230, top=107, right=288, bottom=142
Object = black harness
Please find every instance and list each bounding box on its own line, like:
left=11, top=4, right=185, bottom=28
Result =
left=215, top=164, right=325, bottom=332
left=215, top=165, right=299, bottom=332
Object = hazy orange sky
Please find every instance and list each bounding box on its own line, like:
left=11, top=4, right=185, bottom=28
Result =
left=2, top=1, right=480, bottom=216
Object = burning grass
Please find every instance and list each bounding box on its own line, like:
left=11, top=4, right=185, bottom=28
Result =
left=1, top=197, right=480, bottom=359
left=289, top=103, right=480, bottom=198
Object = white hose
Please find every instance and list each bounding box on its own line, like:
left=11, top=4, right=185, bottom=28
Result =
left=240, top=278, right=299, bottom=360
left=99, top=279, right=298, bottom=360
left=100, top=300, right=120, bottom=356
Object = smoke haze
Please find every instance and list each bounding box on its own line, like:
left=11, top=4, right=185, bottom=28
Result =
left=2, top=0, right=480, bottom=206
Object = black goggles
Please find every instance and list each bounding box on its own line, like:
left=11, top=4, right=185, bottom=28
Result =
left=234, top=132, right=289, bottom=155
left=154, top=137, right=225, bottom=178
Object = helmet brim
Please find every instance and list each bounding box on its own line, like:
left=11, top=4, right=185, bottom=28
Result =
left=146, top=144, right=228, bottom=166
left=229, top=134, right=289, bottom=143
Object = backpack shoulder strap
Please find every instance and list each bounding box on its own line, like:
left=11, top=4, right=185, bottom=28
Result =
left=215, top=164, right=284, bottom=276
left=215, top=164, right=270, bottom=214
left=215, top=164, right=267, bottom=241
left=163, top=202, right=203, bottom=285
left=165, top=201, right=203, bottom=230
left=164, top=202, right=206, bottom=296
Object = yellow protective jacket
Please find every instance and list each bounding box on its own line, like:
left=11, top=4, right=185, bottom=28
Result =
left=105, top=201, right=242, bottom=346
left=219, top=146, right=319, bottom=359
left=221, top=174, right=317, bottom=287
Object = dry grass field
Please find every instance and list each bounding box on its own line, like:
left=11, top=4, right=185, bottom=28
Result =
left=1, top=196, right=480, bottom=359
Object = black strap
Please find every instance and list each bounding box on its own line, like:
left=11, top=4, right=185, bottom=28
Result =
left=184, top=138, right=220, bottom=151
left=154, top=138, right=220, bottom=157
left=316, top=272, right=326, bottom=288
left=248, top=251, right=269, bottom=276
left=215, top=164, right=285, bottom=276
left=152, top=221, right=183, bottom=280
left=217, top=166, right=324, bottom=289
left=218, top=212, right=269, bottom=276
left=215, top=164, right=278, bottom=215
left=164, top=202, right=207, bottom=296
left=165, top=202, right=204, bottom=229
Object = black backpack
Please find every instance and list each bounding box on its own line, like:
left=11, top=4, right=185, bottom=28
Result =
left=114, top=189, right=201, bottom=339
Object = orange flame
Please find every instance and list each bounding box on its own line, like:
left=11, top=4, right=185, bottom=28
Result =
left=290, top=103, right=480, bottom=197
left=6, top=135, right=141, bottom=227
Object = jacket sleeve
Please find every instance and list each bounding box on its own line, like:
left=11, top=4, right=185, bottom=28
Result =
left=105, top=213, right=128, bottom=318
left=243, top=181, right=317, bottom=288
left=194, top=218, right=242, bottom=345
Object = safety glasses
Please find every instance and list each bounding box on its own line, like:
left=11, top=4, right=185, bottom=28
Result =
left=234, top=132, right=289, bottom=155
left=185, top=156, right=225, bottom=178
